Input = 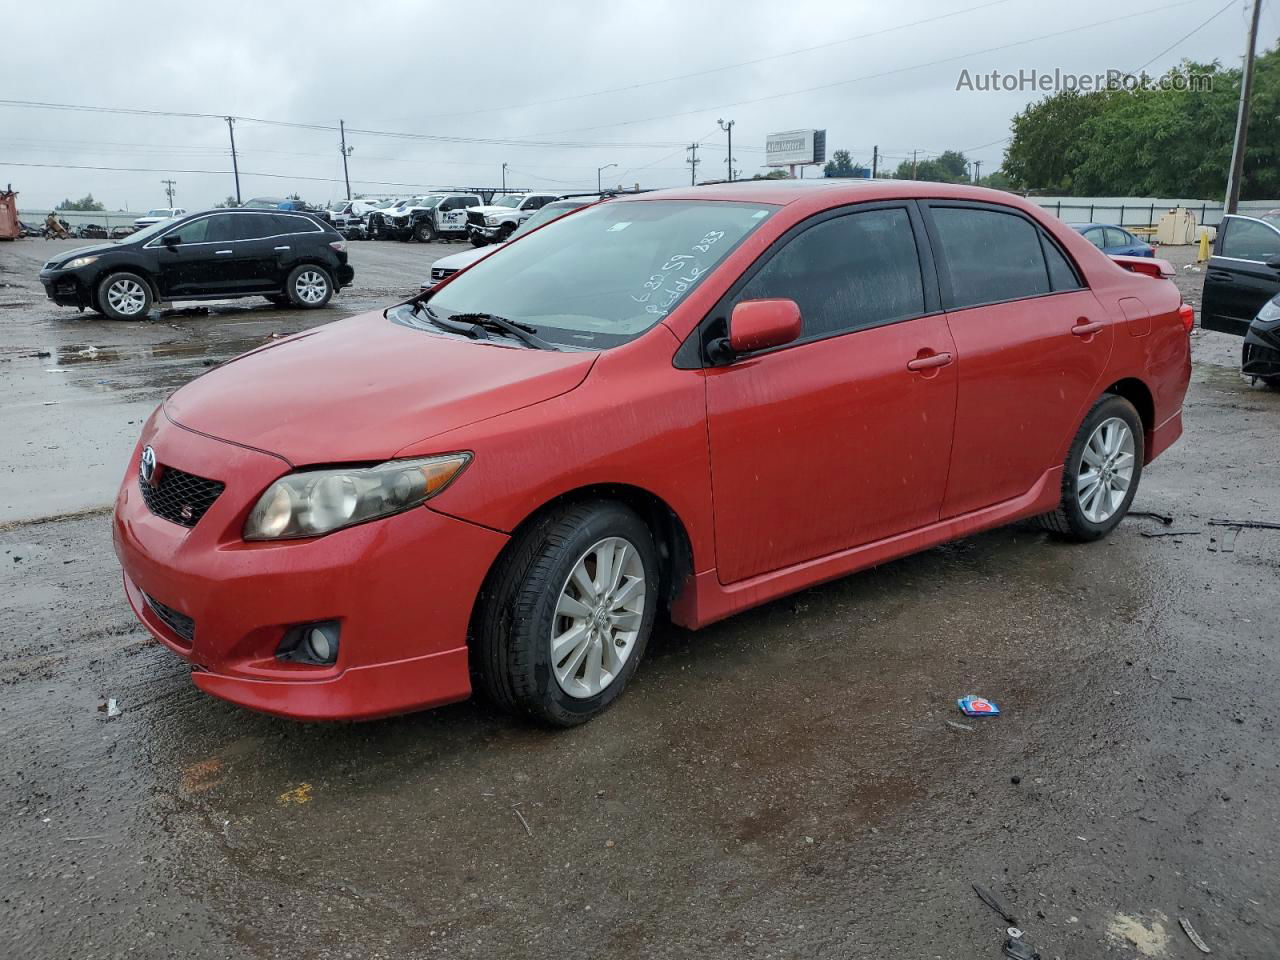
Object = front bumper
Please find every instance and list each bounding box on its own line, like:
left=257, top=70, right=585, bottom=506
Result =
left=113, top=411, right=509, bottom=721
left=467, top=223, right=506, bottom=241
left=38, top=268, right=88, bottom=307
left=1243, top=316, right=1280, bottom=379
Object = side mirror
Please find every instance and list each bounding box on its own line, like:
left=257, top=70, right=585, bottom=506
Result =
left=729, top=299, right=802, bottom=353
left=1266, top=254, right=1280, bottom=271
left=162, top=233, right=181, bottom=247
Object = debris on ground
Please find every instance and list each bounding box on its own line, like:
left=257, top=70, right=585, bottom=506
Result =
left=96, top=698, right=120, bottom=718
left=973, top=883, right=1018, bottom=924
left=1179, top=917, right=1212, bottom=954
left=957, top=696, right=1000, bottom=717
left=946, top=719, right=975, bottom=732
left=1208, top=518, right=1280, bottom=531
left=512, top=803, right=533, bottom=838
left=1140, top=529, right=1201, bottom=538
left=1129, top=510, right=1175, bottom=525
left=1002, top=927, right=1041, bottom=959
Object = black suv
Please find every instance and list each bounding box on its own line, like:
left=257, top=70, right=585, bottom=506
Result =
left=38, top=208, right=355, bottom=320
left=1202, top=213, right=1280, bottom=387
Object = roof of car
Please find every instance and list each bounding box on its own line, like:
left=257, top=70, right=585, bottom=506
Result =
left=1068, top=222, right=1126, bottom=231
left=614, top=179, right=1037, bottom=211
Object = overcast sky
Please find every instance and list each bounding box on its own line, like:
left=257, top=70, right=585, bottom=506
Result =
left=0, top=0, right=1261, bottom=212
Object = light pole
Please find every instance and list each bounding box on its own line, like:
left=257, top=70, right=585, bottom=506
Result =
left=502, top=162, right=508, bottom=192
left=597, top=162, right=616, bottom=193
left=717, top=118, right=735, bottom=181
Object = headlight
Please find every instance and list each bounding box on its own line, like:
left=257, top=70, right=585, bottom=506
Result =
left=1257, top=295, right=1280, bottom=323
left=243, top=453, right=471, bottom=540
left=63, top=255, right=99, bottom=269
left=484, top=215, right=502, bottom=226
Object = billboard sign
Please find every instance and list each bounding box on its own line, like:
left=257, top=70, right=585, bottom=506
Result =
left=765, top=129, right=827, bottom=167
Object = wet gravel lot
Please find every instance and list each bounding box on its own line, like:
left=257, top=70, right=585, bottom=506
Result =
left=1, top=237, right=1278, bottom=959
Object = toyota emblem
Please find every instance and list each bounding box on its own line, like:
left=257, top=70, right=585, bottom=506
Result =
left=140, top=446, right=157, bottom=485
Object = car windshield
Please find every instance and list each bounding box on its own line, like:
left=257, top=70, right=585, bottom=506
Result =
left=374, top=199, right=398, bottom=209
left=491, top=194, right=523, bottom=208
left=424, top=200, right=775, bottom=349
left=327, top=201, right=349, bottom=212
left=145, top=209, right=170, bottom=217
left=124, top=219, right=179, bottom=244
left=512, top=200, right=592, bottom=237
left=418, top=196, right=444, bottom=209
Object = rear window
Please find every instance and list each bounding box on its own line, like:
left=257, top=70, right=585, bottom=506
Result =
left=931, top=206, right=1051, bottom=308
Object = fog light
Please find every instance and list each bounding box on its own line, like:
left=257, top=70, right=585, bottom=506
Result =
left=277, top=620, right=340, bottom=665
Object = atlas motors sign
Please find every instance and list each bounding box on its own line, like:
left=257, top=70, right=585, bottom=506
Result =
left=765, top=129, right=827, bottom=167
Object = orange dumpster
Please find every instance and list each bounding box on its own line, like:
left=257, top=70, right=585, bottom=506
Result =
left=0, top=188, right=19, bottom=240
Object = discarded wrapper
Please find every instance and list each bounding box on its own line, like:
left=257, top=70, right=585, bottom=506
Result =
left=957, top=695, right=1000, bottom=717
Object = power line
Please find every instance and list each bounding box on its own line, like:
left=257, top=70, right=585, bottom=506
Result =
left=1133, top=0, right=1239, bottom=73
left=530, top=0, right=1204, bottom=138
left=0, top=160, right=473, bottom=191
left=392, top=0, right=1015, bottom=123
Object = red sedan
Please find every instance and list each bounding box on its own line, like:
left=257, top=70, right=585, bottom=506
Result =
left=113, top=181, right=1192, bottom=725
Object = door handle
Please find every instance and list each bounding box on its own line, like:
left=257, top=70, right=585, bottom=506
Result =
left=274, top=245, right=290, bottom=251
left=214, top=249, right=233, bottom=255
left=906, top=351, right=953, bottom=371
left=1207, top=271, right=1232, bottom=281
left=1071, top=320, right=1105, bottom=337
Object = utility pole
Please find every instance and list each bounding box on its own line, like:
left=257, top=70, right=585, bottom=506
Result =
left=686, top=143, right=700, bottom=186
left=338, top=119, right=353, bottom=201
left=161, top=179, right=176, bottom=207
left=225, top=117, right=241, bottom=204
left=1225, top=0, right=1263, bottom=214
left=717, top=118, right=735, bottom=181
left=501, top=162, right=508, bottom=192
left=597, top=162, right=617, bottom=194
left=871, top=145, right=878, bottom=178
left=911, top=150, right=918, bottom=180
left=973, top=160, right=982, bottom=184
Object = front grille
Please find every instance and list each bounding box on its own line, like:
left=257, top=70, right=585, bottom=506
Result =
left=466, top=211, right=485, bottom=228
left=144, top=593, right=195, bottom=644
left=431, top=267, right=458, bottom=282
left=139, top=466, right=225, bottom=528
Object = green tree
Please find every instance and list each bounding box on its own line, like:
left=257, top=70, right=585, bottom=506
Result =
left=56, top=194, right=106, bottom=211
left=214, top=196, right=241, bottom=208
left=894, top=149, right=971, bottom=183
left=979, top=168, right=1014, bottom=191
left=751, top=169, right=792, bottom=180
left=824, top=149, right=857, bottom=177
left=1003, top=90, right=1108, bottom=193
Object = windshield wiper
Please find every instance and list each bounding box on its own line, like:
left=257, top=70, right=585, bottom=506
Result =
left=447, top=312, right=556, bottom=351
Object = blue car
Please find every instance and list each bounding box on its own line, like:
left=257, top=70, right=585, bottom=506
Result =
left=1071, top=222, right=1155, bottom=257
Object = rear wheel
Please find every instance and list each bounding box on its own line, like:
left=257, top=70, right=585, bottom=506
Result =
left=285, top=265, right=333, bottom=309
left=96, top=272, right=152, bottom=320
left=1038, top=394, right=1144, bottom=541
left=472, top=501, right=659, bottom=726
left=470, top=236, right=489, bottom=248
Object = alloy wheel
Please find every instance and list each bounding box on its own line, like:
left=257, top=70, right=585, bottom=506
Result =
left=550, top=536, right=646, bottom=699
left=107, top=278, right=146, bottom=316
left=295, top=270, right=328, bottom=304
left=1076, top=416, right=1135, bottom=523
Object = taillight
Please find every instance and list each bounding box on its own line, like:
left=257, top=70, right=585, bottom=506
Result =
left=1178, top=303, right=1194, bottom=334
left=329, top=240, right=347, bottom=253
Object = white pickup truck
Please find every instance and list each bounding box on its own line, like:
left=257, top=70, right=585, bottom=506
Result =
left=464, top=193, right=564, bottom=246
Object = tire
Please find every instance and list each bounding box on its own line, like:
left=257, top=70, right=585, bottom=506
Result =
left=1263, top=377, right=1280, bottom=391
left=470, top=236, right=489, bottom=248
left=96, top=271, right=153, bottom=321
left=497, top=223, right=516, bottom=241
left=1037, top=394, right=1144, bottom=541
left=414, top=221, right=435, bottom=243
left=472, top=501, right=660, bottom=727
left=285, top=265, right=333, bottom=309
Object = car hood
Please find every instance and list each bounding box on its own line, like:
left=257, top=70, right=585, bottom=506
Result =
left=164, top=309, right=597, bottom=465
left=47, top=241, right=123, bottom=264
left=469, top=205, right=519, bottom=217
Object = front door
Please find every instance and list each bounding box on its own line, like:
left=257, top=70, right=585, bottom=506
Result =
left=152, top=216, right=214, bottom=298
left=703, top=203, right=958, bottom=584
left=921, top=202, right=1114, bottom=518
left=1203, top=215, right=1280, bottom=336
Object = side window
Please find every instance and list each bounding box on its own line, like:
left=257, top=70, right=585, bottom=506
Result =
left=443, top=198, right=463, bottom=211
left=164, top=217, right=210, bottom=244
left=737, top=207, right=925, bottom=339
left=931, top=206, right=1050, bottom=307
left=1221, top=218, right=1280, bottom=260
left=1041, top=234, right=1082, bottom=291
left=465, top=196, right=481, bottom=207
left=231, top=214, right=274, bottom=240
left=1082, top=228, right=1106, bottom=249
left=523, top=196, right=545, bottom=211
left=1104, top=227, right=1130, bottom=248
left=204, top=215, right=240, bottom=243
left=271, top=214, right=312, bottom=236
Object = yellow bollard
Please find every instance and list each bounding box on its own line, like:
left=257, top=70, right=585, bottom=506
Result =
left=1197, top=229, right=1211, bottom=262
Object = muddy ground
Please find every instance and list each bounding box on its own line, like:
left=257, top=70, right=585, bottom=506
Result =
left=0, top=237, right=1277, bottom=959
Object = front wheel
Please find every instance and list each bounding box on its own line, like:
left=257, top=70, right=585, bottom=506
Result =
left=96, top=272, right=153, bottom=320
left=414, top=221, right=435, bottom=242
left=1038, top=394, right=1144, bottom=541
left=285, top=265, right=333, bottom=309
left=470, top=235, right=489, bottom=248
left=472, top=501, right=659, bottom=727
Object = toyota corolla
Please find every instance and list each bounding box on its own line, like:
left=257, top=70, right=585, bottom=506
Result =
left=113, top=181, right=1192, bottom=725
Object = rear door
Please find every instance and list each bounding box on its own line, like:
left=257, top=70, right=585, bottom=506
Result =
left=922, top=202, right=1113, bottom=518
left=703, top=202, right=958, bottom=583
left=1203, top=215, right=1280, bottom=335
